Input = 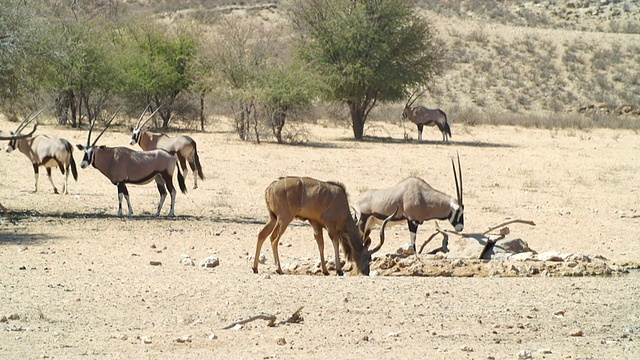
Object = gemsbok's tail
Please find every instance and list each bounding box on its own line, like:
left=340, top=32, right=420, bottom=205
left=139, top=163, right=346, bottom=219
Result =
left=194, top=144, right=204, bottom=180
left=177, top=165, right=187, bottom=194
left=66, top=140, right=79, bottom=181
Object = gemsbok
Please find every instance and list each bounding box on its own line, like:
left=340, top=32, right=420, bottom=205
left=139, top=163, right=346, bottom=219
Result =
left=1, top=122, right=39, bottom=218
left=253, top=176, right=395, bottom=276
left=77, top=111, right=187, bottom=217
left=5, top=111, right=78, bottom=195
left=354, top=154, right=464, bottom=255
left=130, top=106, right=204, bottom=189
left=402, top=89, right=451, bottom=142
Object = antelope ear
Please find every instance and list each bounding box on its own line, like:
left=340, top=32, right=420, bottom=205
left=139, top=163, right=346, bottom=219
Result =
left=76, top=144, right=85, bottom=150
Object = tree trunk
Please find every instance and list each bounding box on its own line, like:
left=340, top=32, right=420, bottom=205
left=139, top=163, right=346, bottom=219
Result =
left=349, top=101, right=366, bottom=140
left=199, top=92, right=205, bottom=131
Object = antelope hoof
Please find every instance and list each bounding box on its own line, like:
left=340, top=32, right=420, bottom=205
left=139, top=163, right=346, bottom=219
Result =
left=193, top=185, right=198, bottom=190
left=276, top=269, right=284, bottom=275
left=336, top=270, right=344, bottom=276
left=53, top=189, right=59, bottom=194
left=252, top=267, right=259, bottom=274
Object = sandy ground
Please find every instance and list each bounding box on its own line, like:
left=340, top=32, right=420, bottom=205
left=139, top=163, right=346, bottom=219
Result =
left=1, top=118, right=639, bottom=359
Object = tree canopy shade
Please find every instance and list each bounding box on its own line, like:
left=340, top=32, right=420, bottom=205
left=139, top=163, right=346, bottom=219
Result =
left=287, top=0, right=445, bottom=139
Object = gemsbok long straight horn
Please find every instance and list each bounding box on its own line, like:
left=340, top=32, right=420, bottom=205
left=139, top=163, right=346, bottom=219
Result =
left=253, top=176, right=396, bottom=276
left=5, top=110, right=78, bottom=195
left=129, top=105, right=204, bottom=189
left=77, top=109, right=187, bottom=217
left=354, top=153, right=464, bottom=254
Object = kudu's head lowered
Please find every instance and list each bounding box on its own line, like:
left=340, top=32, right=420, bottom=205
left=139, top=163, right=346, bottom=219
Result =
left=449, top=153, right=464, bottom=232
left=5, top=109, right=44, bottom=152
left=77, top=109, right=120, bottom=168
left=129, top=105, right=162, bottom=145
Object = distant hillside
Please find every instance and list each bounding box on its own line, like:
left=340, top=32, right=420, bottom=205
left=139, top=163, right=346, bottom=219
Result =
left=124, top=0, right=640, bottom=128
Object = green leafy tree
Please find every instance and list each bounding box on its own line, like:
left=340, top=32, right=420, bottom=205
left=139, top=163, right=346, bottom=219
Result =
left=0, top=1, right=48, bottom=118
left=288, top=0, right=445, bottom=139
left=120, top=20, right=197, bottom=129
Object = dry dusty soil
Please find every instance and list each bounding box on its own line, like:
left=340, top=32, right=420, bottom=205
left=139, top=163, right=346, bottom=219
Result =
left=1, top=118, right=639, bottom=359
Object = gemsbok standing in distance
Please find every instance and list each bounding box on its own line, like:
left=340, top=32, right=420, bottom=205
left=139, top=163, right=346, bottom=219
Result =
left=253, top=176, right=396, bottom=276
left=354, top=153, right=464, bottom=255
left=402, top=89, right=452, bottom=142
left=77, top=110, right=187, bottom=217
left=129, top=105, right=204, bottom=189
left=4, top=109, right=78, bottom=195
left=1, top=122, right=39, bottom=218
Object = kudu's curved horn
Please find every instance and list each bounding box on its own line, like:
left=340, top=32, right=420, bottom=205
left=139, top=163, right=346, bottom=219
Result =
left=139, top=105, right=162, bottom=130
left=452, top=152, right=463, bottom=206
left=135, top=104, right=152, bottom=129
left=90, top=107, right=122, bottom=146
left=369, top=206, right=399, bottom=254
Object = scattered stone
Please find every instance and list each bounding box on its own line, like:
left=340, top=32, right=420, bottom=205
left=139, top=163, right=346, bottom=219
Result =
left=150, top=244, right=156, bottom=249
left=537, top=252, right=566, bottom=262
left=175, top=335, right=192, bottom=343
left=516, top=350, right=532, bottom=359
left=262, top=274, right=271, bottom=279
left=369, top=270, right=380, bottom=277
left=0, top=315, right=7, bottom=323
left=276, top=337, right=287, bottom=345
left=460, top=345, right=474, bottom=352
left=510, top=252, right=536, bottom=261
left=387, top=331, right=401, bottom=337
left=538, top=348, right=552, bottom=354
left=208, top=333, right=218, bottom=340
left=233, top=324, right=243, bottom=330
left=149, top=261, right=162, bottom=266
left=180, top=254, right=195, bottom=266
left=8, top=314, right=19, bottom=321
left=200, top=257, right=220, bottom=268
left=553, top=310, right=565, bottom=318
left=140, top=336, right=152, bottom=344
left=570, top=329, right=584, bottom=337
left=397, top=244, right=415, bottom=255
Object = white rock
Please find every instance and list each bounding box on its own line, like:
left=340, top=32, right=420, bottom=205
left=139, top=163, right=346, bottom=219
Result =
left=387, top=331, right=401, bottom=337
left=460, top=345, right=473, bottom=352
left=208, top=333, right=218, bottom=340
left=510, top=252, right=536, bottom=261
left=516, top=350, right=532, bottom=359
left=180, top=254, right=195, bottom=266
left=537, top=348, right=552, bottom=354
left=537, top=252, right=565, bottom=262
left=369, top=270, right=380, bottom=277
left=396, top=244, right=415, bottom=255
left=200, top=257, right=220, bottom=268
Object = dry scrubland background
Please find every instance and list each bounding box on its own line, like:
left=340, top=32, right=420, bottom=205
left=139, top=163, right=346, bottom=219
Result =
left=2, top=1, right=640, bottom=359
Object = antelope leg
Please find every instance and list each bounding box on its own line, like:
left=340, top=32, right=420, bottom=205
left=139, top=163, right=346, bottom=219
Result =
left=310, top=221, right=329, bottom=275
left=408, top=220, right=419, bottom=255
left=32, top=164, right=39, bottom=193
left=46, top=167, right=58, bottom=194
left=254, top=214, right=277, bottom=273
left=155, top=180, right=167, bottom=217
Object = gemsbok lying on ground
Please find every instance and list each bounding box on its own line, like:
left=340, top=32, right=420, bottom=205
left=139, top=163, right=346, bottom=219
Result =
left=402, top=89, right=451, bottom=142
left=4, top=110, right=78, bottom=195
left=130, top=105, right=204, bottom=189
left=77, top=111, right=187, bottom=217
left=253, top=176, right=395, bottom=276
left=354, top=154, right=464, bottom=255
left=1, top=122, right=39, bottom=218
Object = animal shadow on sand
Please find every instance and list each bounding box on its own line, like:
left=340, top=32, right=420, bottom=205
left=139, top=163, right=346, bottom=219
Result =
left=356, top=135, right=516, bottom=148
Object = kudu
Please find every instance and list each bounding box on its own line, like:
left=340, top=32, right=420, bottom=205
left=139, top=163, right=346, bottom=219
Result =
left=77, top=110, right=187, bottom=217
left=402, top=89, right=452, bottom=142
left=253, top=176, right=395, bottom=276
left=354, top=154, right=464, bottom=255
left=130, top=106, right=204, bottom=189
left=5, top=110, right=78, bottom=195
left=1, top=122, right=39, bottom=218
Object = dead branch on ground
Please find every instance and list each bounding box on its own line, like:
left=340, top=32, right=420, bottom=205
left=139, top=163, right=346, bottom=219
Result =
left=221, top=306, right=304, bottom=329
